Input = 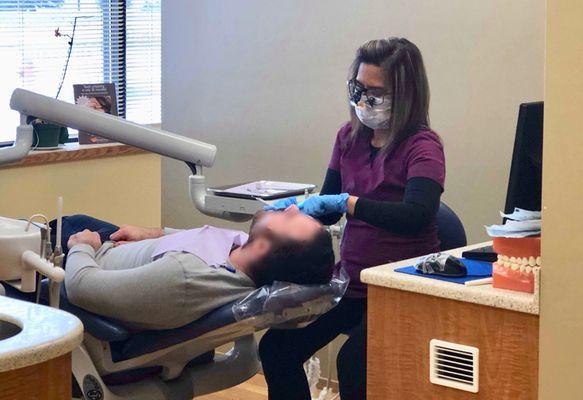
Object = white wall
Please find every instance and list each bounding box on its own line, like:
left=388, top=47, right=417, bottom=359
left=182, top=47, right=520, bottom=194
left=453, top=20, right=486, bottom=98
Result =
left=162, top=0, right=544, bottom=243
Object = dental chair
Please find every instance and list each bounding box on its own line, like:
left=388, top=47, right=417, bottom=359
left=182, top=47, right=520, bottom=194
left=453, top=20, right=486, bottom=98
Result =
left=0, top=215, right=346, bottom=400
left=69, top=201, right=462, bottom=400
left=4, top=272, right=347, bottom=400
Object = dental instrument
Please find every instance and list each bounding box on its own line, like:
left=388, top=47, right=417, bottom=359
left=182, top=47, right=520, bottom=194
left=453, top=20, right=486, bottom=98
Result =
left=55, top=196, right=63, bottom=255
left=464, top=277, right=493, bottom=287
left=49, top=197, right=65, bottom=308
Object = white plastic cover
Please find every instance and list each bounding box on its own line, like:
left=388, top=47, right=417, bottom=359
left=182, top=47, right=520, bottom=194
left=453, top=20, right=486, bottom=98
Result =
left=232, top=269, right=349, bottom=329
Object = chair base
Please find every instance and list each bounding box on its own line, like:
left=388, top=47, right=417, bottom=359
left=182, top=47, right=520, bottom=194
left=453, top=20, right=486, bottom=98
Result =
left=72, top=335, right=260, bottom=400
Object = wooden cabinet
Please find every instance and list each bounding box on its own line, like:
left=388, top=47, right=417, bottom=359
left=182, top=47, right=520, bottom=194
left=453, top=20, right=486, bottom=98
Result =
left=367, top=286, right=539, bottom=399
left=0, top=353, right=72, bottom=400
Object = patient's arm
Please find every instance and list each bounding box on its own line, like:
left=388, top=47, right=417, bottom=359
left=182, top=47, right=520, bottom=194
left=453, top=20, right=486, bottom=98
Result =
left=109, top=225, right=185, bottom=246
left=68, top=229, right=102, bottom=251
left=65, top=244, right=188, bottom=328
left=110, top=225, right=165, bottom=242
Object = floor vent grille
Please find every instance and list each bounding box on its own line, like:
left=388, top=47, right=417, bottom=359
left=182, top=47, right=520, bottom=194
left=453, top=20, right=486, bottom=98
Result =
left=429, top=339, right=479, bottom=393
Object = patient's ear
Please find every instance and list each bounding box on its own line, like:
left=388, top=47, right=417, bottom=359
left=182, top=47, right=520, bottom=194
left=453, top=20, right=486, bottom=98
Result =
left=250, top=236, right=272, bottom=259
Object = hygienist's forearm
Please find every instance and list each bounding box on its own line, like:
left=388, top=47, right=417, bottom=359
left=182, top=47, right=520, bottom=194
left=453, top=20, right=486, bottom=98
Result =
left=347, top=195, right=359, bottom=216
left=349, top=177, right=442, bottom=235
left=317, top=168, right=343, bottom=226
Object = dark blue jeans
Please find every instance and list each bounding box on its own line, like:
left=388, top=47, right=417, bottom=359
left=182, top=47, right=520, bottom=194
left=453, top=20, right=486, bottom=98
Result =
left=49, top=214, right=119, bottom=263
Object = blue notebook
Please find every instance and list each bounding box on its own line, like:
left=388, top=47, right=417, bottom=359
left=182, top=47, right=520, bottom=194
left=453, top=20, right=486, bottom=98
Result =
left=395, top=258, right=492, bottom=284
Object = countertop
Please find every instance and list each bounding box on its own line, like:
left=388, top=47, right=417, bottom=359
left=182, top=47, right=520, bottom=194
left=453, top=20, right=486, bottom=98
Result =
left=360, top=241, right=540, bottom=315
left=0, top=295, right=83, bottom=372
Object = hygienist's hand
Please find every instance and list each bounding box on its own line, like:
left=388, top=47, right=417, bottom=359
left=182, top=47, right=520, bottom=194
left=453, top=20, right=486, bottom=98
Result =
left=298, top=193, right=350, bottom=217
left=263, top=197, right=298, bottom=211
left=68, top=229, right=102, bottom=251
left=110, top=225, right=164, bottom=244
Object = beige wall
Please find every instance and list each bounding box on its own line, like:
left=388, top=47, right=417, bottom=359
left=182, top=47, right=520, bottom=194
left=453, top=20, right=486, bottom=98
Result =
left=162, top=0, right=545, bottom=383
left=162, top=0, right=545, bottom=243
left=0, top=154, right=161, bottom=227
left=539, top=0, right=583, bottom=398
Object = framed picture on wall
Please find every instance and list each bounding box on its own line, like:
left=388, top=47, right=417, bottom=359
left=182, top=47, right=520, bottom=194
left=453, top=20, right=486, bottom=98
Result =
left=73, top=83, right=118, bottom=144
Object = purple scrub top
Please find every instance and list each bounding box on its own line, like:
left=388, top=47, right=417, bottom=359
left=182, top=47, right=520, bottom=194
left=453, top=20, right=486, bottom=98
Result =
left=329, top=123, right=446, bottom=297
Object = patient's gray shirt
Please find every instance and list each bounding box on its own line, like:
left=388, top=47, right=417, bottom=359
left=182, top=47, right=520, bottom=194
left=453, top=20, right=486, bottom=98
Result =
left=65, top=237, right=256, bottom=330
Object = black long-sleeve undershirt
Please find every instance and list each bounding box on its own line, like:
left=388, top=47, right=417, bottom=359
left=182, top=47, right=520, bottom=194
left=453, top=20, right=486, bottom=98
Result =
left=316, top=168, right=442, bottom=235
left=317, top=168, right=345, bottom=226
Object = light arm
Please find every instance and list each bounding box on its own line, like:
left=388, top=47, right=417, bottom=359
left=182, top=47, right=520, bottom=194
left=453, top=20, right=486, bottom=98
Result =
left=7, top=88, right=217, bottom=166
left=0, top=114, right=34, bottom=165
left=2, top=88, right=252, bottom=222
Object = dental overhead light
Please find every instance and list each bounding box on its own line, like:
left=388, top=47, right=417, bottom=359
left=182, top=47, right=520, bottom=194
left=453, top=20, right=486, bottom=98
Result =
left=3, top=88, right=254, bottom=221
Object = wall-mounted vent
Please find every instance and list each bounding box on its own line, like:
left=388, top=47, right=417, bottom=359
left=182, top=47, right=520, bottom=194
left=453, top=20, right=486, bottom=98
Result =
left=429, top=339, right=479, bottom=393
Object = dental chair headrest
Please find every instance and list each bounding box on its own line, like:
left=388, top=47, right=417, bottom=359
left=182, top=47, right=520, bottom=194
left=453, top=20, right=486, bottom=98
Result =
left=232, top=269, right=349, bottom=329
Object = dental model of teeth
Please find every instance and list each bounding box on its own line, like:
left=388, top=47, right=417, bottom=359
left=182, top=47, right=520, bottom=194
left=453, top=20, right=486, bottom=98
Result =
left=492, top=236, right=541, bottom=293
left=496, top=255, right=541, bottom=273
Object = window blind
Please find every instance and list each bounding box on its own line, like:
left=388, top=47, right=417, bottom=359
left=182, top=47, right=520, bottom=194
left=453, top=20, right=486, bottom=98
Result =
left=0, top=0, right=161, bottom=143
left=126, top=0, right=160, bottom=124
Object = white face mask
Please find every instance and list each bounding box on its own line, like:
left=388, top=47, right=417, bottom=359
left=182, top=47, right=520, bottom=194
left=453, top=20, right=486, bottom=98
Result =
left=355, top=104, right=391, bottom=130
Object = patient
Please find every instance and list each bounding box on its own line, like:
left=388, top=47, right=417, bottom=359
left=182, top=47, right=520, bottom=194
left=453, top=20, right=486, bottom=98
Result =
left=63, top=206, right=335, bottom=330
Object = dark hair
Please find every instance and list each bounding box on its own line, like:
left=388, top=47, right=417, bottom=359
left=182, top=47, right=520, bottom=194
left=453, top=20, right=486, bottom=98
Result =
left=248, top=228, right=335, bottom=287
left=348, top=37, right=431, bottom=149
left=94, top=96, right=112, bottom=114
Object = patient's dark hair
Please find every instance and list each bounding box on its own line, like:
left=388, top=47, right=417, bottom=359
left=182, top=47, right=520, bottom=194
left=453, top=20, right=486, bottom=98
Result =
left=248, top=228, right=335, bottom=287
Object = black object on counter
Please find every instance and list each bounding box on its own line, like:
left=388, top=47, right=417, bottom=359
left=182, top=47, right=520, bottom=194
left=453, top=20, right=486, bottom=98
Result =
left=462, top=245, right=498, bottom=263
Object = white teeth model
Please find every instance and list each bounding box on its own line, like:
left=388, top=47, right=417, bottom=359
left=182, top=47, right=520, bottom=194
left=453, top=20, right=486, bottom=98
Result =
left=497, top=253, right=539, bottom=273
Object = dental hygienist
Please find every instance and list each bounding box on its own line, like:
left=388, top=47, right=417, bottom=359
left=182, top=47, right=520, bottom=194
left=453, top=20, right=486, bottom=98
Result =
left=259, top=37, right=446, bottom=399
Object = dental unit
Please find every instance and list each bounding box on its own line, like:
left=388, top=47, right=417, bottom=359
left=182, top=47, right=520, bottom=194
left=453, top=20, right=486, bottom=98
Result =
left=0, top=88, right=346, bottom=399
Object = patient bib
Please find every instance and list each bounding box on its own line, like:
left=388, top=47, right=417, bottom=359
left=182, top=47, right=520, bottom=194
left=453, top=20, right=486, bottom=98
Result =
left=151, top=225, right=248, bottom=267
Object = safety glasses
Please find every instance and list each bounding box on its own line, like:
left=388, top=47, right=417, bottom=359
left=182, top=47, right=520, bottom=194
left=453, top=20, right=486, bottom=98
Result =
left=347, top=79, right=392, bottom=109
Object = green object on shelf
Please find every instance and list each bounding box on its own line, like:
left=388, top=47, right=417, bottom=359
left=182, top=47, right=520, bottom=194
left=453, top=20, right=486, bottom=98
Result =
left=32, top=123, right=69, bottom=149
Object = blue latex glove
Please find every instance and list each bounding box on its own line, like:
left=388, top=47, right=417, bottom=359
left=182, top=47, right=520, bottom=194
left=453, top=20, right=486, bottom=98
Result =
left=298, top=193, right=350, bottom=217
left=263, top=197, right=298, bottom=211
